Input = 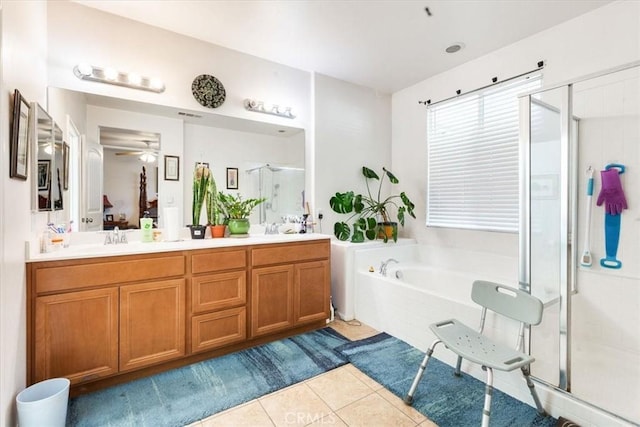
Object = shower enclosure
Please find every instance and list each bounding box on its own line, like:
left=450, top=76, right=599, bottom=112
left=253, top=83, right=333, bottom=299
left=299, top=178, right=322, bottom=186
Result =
left=245, top=164, right=305, bottom=224
left=519, top=62, right=640, bottom=424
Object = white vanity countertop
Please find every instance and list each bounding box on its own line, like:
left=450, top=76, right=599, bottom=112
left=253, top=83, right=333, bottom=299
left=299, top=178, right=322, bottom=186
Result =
left=26, top=231, right=331, bottom=263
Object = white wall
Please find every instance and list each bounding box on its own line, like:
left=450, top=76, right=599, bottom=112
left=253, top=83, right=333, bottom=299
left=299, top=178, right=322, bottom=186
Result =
left=46, top=1, right=311, bottom=151
left=0, top=2, right=48, bottom=425
left=313, top=73, right=392, bottom=236
left=392, top=0, right=639, bottom=263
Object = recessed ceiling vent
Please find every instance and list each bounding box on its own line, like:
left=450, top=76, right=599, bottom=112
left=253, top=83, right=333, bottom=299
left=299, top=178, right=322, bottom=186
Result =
left=445, top=43, right=464, bottom=54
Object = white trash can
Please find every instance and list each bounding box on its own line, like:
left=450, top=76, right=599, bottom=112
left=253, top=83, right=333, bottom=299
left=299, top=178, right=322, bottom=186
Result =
left=16, top=378, right=70, bottom=427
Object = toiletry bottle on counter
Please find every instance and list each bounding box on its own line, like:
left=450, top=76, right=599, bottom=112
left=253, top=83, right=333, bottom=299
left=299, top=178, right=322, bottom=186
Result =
left=140, top=211, right=153, bottom=243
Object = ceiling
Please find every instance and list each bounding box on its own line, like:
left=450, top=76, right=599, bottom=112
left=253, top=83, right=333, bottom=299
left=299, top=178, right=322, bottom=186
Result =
left=75, top=0, right=611, bottom=94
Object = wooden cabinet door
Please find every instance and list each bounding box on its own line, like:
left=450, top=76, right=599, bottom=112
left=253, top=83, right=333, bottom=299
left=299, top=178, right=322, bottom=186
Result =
left=294, top=260, right=330, bottom=325
left=120, top=278, right=185, bottom=371
left=34, top=287, right=118, bottom=384
left=251, top=265, right=294, bottom=337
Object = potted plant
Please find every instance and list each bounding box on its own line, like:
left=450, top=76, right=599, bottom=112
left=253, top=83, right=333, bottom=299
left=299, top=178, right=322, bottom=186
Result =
left=330, top=166, right=415, bottom=242
left=217, top=192, right=266, bottom=236
left=190, top=165, right=211, bottom=239
left=205, top=171, right=226, bottom=238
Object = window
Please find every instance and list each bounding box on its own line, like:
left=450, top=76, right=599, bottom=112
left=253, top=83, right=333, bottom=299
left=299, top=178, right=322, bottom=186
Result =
left=426, top=74, right=542, bottom=232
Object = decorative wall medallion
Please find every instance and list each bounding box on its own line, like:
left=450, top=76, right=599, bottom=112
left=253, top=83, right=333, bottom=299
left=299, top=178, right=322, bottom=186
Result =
left=191, top=74, right=226, bottom=108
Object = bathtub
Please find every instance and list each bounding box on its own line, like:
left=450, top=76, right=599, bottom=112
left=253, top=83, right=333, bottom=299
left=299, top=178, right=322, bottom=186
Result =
left=352, top=244, right=523, bottom=377
left=355, top=263, right=481, bottom=357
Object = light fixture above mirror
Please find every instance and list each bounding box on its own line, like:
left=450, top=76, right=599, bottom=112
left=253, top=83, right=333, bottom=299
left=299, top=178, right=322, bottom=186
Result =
left=73, top=63, right=165, bottom=93
left=244, top=99, right=296, bottom=119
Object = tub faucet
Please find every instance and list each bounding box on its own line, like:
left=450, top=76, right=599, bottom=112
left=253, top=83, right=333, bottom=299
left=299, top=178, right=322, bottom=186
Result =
left=379, top=258, right=399, bottom=276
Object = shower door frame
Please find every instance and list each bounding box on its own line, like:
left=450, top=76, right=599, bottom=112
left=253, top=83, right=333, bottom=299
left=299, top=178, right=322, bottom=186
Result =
left=518, top=60, right=640, bottom=420
left=519, top=85, right=576, bottom=392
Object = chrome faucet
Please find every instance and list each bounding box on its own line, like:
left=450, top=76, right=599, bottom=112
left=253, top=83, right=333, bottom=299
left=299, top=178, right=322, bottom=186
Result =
left=104, top=226, right=128, bottom=245
left=264, top=223, right=279, bottom=235
left=379, top=258, right=399, bottom=276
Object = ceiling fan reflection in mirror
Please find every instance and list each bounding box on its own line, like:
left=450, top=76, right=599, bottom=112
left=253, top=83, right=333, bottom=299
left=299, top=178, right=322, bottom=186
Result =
left=100, top=126, right=160, bottom=163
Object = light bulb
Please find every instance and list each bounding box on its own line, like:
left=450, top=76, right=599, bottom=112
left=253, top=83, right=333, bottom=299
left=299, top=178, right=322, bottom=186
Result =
left=104, top=68, right=118, bottom=81
left=139, top=153, right=156, bottom=163
left=150, top=78, right=164, bottom=90
left=77, top=63, right=93, bottom=76
left=285, top=107, right=295, bottom=118
left=128, top=73, right=142, bottom=86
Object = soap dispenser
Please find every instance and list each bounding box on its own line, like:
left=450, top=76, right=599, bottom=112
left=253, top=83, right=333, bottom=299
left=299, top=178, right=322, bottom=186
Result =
left=140, top=211, right=153, bottom=243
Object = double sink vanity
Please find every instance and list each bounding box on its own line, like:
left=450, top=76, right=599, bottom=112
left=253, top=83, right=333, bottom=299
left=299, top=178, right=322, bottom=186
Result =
left=26, top=232, right=331, bottom=396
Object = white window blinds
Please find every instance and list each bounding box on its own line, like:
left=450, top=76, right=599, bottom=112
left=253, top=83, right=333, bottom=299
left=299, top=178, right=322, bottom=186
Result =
left=426, top=74, right=542, bottom=232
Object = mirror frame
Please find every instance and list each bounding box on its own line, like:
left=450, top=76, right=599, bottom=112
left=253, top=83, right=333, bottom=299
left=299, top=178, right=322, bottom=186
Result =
left=32, top=102, right=64, bottom=212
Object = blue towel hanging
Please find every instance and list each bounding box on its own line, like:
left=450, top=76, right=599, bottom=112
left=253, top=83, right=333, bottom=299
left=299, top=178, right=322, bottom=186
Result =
left=599, top=163, right=626, bottom=269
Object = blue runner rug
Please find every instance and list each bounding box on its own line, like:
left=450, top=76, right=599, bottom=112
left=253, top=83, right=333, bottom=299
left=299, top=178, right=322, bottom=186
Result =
left=68, top=328, right=350, bottom=427
left=336, top=333, right=557, bottom=427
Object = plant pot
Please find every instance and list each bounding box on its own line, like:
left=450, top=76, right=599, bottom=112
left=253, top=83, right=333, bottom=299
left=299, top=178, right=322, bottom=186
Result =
left=377, top=222, right=397, bottom=241
left=209, top=224, right=226, bottom=238
left=227, top=218, right=250, bottom=236
left=189, top=224, right=206, bottom=239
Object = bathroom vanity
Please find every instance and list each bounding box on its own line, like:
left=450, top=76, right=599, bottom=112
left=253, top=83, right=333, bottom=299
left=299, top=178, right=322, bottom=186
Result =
left=26, top=234, right=330, bottom=395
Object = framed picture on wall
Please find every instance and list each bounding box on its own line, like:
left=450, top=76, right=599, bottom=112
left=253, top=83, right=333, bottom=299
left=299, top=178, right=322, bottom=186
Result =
left=164, top=155, right=179, bottom=181
left=226, top=167, right=238, bottom=189
left=10, top=89, right=31, bottom=180
left=105, top=214, right=114, bottom=222
left=38, top=160, right=50, bottom=191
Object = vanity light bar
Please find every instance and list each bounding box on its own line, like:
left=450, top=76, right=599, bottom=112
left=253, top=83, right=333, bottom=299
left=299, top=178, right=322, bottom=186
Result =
left=244, top=99, right=296, bottom=119
left=73, top=64, right=165, bottom=93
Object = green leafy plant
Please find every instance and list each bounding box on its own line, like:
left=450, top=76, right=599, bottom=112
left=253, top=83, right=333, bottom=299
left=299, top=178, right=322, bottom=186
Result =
left=330, top=166, right=415, bottom=242
left=192, top=165, right=211, bottom=226
left=217, top=192, right=266, bottom=220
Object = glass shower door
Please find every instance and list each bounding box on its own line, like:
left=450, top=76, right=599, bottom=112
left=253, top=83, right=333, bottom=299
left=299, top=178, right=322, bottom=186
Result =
left=522, top=87, right=570, bottom=388
left=521, top=64, right=640, bottom=424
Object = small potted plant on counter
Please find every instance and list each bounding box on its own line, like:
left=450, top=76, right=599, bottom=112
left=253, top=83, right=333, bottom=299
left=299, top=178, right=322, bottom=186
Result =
left=190, top=164, right=211, bottom=239
left=330, top=166, right=415, bottom=242
left=206, top=170, right=226, bottom=238
left=217, top=192, right=266, bottom=237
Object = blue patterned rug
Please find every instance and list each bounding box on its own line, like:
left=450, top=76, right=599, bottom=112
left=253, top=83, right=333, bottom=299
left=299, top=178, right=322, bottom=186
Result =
left=336, top=333, right=557, bottom=427
left=69, top=328, right=558, bottom=427
left=68, top=328, right=350, bottom=426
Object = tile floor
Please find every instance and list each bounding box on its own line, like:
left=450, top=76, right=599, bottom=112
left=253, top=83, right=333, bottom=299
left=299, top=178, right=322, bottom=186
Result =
left=188, top=320, right=438, bottom=427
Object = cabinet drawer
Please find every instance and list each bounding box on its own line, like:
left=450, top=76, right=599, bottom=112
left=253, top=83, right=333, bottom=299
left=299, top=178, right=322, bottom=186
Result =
left=192, top=249, right=246, bottom=274
left=192, top=271, right=246, bottom=314
left=191, top=307, right=246, bottom=353
left=251, top=241, right=330, bottom=267
left=35, top=255, right=186, bottom=294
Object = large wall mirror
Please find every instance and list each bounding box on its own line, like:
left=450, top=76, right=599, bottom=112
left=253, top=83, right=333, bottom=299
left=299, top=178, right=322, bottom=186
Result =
left=33, top=103, right=65, bottom=212
left=47, top=87, right=306, bottom=231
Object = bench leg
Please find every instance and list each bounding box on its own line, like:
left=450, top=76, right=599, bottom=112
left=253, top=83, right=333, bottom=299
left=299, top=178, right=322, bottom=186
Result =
left=454, top=355, right=463, bottom=376
left=522, top=365, right=547, bottom=416
left=481, top=366, right=493, bottom=427
left=404, top=339, right=441, bottom=405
